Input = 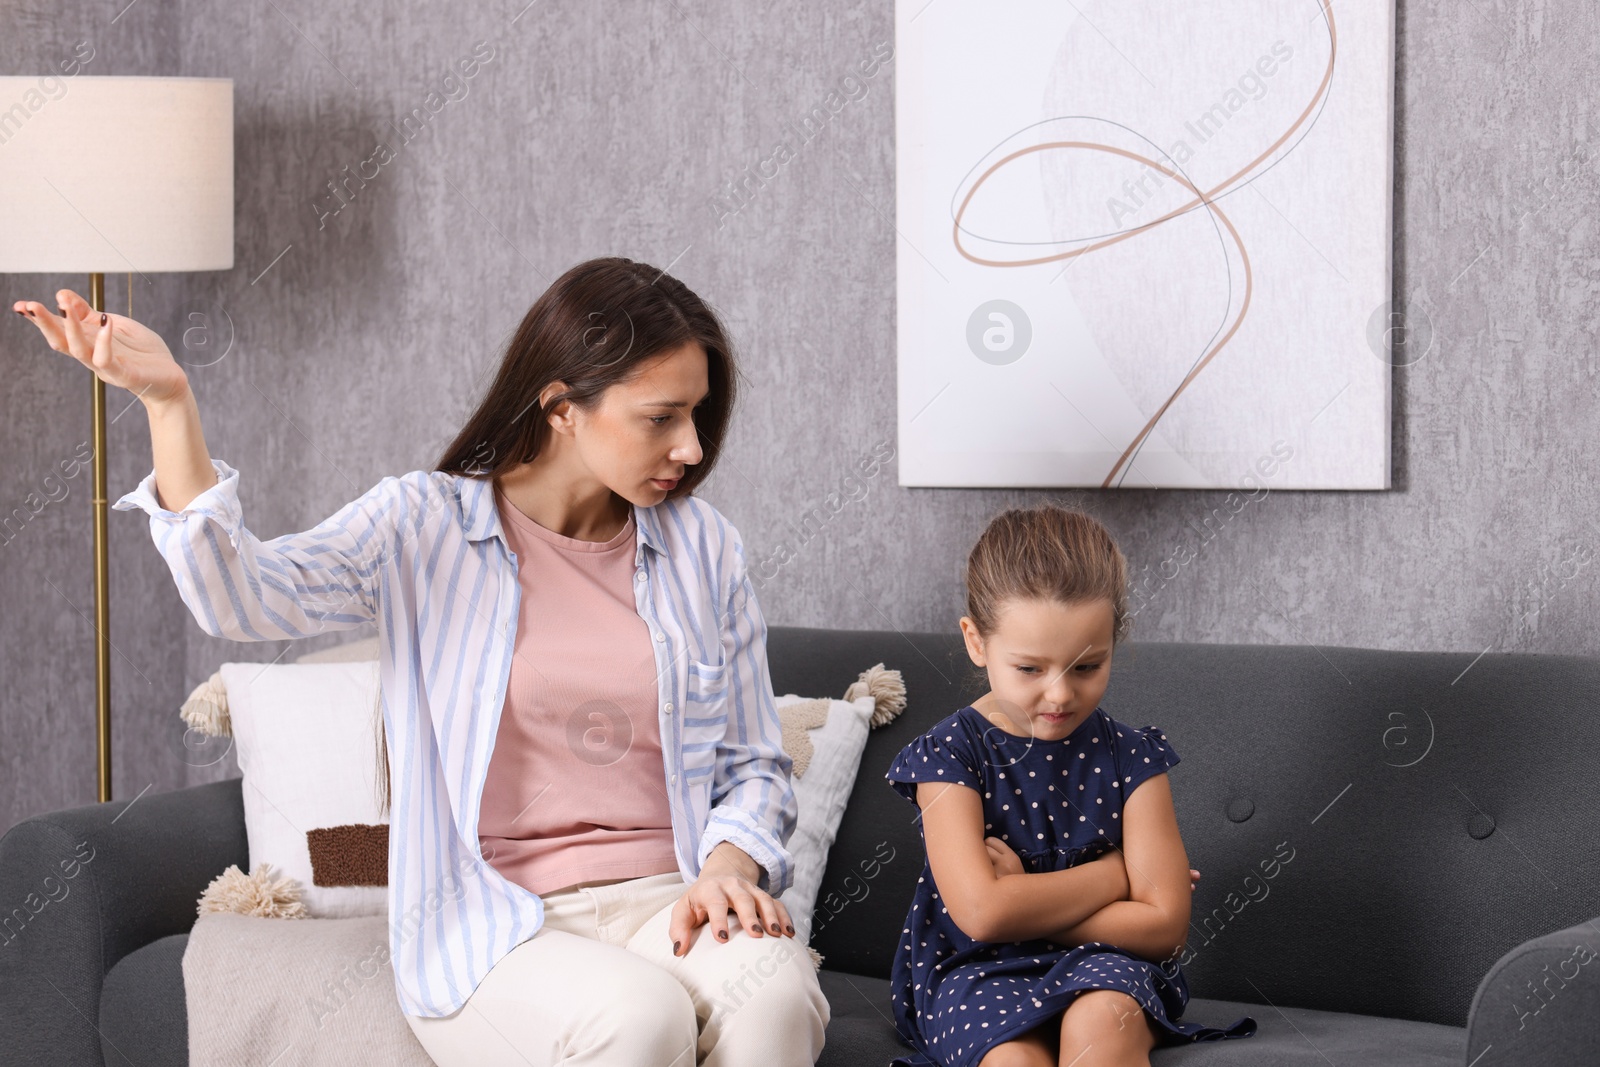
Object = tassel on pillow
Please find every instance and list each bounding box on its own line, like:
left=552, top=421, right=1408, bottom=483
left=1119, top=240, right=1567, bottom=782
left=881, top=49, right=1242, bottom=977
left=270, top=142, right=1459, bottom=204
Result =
left=180, top=670, right=231, bottom=738
left=197, top=862, right=308, bottom=920
left=844, top=663, right=907, bottom=728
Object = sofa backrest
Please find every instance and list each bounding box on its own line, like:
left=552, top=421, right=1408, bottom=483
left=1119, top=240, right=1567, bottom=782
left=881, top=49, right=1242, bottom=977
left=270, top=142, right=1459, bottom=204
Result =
left=764, top=626, right=1600, bottom=1029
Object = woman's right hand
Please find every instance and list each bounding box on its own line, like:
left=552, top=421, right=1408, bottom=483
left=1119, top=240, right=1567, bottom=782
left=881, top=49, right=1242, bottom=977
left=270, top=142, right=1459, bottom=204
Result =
left=14, top=288, right=189, bottom=407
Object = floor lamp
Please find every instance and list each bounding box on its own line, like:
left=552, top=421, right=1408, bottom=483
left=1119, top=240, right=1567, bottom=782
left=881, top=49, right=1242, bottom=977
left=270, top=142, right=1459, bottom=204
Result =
left=0, top=76, right=234, bottom=803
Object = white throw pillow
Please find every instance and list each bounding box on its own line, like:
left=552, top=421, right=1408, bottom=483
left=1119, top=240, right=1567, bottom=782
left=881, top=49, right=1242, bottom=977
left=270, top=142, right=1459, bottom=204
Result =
left=774, top=692, right=875, bottom=945
left=218, top=660, right=388, bottom=918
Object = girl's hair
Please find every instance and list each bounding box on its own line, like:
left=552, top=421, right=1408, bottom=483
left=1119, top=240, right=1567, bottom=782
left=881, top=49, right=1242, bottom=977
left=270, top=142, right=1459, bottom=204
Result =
left=374, top=256, right=741, bottom=816
left=963, top=504, right=1132, bottom=676
left=432, top=255, right=739, bottom=498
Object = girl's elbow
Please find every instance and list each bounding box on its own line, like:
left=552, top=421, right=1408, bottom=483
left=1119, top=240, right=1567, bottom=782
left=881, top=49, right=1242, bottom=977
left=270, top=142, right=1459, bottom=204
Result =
left=949, top=890, right=996, bottom=942
left=966, top=879, right=1017, bottom=943
left=1156, top=902, right=1190, bottom=956
left=954, top=906, right=991, bottom=943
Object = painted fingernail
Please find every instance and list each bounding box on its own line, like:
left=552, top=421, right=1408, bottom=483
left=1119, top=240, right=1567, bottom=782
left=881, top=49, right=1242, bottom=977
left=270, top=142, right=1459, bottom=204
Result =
left=785, top=924, right=795, bottom=936
left=100, top=312, right=107, bottom=326
left=672, top=940, right=681, bottom=956
left=717, top=929, right=728, bottom=941
left=770, top=923, right=780, bottom=934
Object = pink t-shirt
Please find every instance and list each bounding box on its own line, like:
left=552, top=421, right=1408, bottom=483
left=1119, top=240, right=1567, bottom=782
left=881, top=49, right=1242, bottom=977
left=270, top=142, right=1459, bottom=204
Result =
left=476, top=483, right=679, bottom=896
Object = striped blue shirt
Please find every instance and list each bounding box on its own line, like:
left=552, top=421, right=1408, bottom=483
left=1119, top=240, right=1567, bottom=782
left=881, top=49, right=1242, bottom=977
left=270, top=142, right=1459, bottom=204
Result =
left=113, top=457, right=798, bottom=1017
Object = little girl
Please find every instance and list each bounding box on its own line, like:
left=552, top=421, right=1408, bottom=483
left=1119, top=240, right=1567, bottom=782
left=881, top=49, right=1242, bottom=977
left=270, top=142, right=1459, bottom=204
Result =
left=885, top=505, right=1257, bottom=1067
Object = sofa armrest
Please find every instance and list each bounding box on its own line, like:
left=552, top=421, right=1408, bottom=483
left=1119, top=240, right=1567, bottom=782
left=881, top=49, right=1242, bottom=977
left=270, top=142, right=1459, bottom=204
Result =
left=0, top=778, right=247, bottom=1067
left=1466, top=913, right=1600, bottom=1066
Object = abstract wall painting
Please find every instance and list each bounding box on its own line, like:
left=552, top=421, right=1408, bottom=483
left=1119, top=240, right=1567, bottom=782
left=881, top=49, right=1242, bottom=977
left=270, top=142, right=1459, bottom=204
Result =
left=895, top=1, right=1395, bottom=489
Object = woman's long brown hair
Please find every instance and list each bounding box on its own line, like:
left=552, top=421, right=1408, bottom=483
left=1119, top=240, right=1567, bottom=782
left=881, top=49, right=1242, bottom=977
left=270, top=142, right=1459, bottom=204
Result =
left=433, top=255, right=737, bottom=493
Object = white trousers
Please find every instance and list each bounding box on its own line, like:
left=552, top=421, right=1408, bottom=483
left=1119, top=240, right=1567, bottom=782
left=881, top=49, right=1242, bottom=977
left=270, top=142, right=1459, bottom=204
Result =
left=403, top=870, right=830, bottom=1066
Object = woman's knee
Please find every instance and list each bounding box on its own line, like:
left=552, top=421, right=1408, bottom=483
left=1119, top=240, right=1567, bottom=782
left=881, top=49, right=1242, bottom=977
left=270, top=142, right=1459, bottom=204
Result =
left=712, top=938, right=828, bottom=1023
left=523, top=949, right=696, bottom=1063
left=609, top=963, right=699, bottom=1052
left=694, top=937, right=829, bottom=1061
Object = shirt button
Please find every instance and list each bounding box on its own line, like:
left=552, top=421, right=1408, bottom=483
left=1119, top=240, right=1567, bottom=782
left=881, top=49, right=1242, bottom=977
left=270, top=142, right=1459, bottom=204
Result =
left=654, top=632, right=665, bottom=642
left=636, top=570, right=646, bottom=582
left=670, top=774, right=677, bottom=785
left=664, top=702, right=674, bottom=713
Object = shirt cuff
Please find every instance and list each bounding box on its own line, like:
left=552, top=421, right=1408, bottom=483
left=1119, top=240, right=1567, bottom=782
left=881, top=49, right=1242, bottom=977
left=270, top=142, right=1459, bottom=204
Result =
left=698, top=806, right=792, bottom=896
left=112, top=457, right=244, bottom=544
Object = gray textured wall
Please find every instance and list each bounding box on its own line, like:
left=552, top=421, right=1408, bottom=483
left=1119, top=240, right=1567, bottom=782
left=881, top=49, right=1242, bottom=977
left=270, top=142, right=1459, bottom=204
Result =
left=3, top=0, right=1596, bottom=836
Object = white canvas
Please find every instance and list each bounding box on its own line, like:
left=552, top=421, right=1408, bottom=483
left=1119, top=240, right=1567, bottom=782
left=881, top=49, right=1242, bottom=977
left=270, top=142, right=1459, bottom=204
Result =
left=896, top=0, right=1395, bottom=489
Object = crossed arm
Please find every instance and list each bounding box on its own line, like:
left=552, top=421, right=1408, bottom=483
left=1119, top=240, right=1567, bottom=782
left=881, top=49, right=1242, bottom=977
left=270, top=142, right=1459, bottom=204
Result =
left=915, top=774, right=1191, bottom=965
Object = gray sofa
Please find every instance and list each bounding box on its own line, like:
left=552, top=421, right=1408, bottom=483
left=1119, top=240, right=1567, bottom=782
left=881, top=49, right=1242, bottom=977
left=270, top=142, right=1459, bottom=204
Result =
left=4, top=626, right=1598, bottom=1066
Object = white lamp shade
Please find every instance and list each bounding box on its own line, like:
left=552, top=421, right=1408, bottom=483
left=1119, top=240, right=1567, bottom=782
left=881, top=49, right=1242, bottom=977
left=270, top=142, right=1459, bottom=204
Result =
left=0, top=76, right=233, bottom=274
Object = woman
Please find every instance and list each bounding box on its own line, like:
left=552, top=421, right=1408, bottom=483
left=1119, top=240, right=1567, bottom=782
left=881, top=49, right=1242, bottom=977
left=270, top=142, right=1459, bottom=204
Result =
left=15, top=257, right=830, bottom=1066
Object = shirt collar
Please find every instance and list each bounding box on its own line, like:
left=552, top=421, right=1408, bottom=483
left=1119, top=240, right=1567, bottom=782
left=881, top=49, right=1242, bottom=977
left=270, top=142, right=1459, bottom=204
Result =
left=457, top=472, right=666, bottom=556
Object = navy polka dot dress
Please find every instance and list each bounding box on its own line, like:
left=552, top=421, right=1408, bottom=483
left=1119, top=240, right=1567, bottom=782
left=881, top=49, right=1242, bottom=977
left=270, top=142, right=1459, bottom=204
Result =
left=884, top=705, right=1257, bottom=1067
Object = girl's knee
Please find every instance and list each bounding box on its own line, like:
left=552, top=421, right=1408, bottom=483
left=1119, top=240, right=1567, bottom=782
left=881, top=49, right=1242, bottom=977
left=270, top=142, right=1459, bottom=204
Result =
left=1059, top=989, right=1159, bottom=1051
left=976, top=1034, right=1055, bottom=1067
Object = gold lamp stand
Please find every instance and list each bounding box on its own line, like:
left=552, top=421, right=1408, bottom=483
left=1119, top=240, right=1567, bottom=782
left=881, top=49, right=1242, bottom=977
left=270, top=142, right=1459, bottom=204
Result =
left=89, top=272, right=111, bottom=803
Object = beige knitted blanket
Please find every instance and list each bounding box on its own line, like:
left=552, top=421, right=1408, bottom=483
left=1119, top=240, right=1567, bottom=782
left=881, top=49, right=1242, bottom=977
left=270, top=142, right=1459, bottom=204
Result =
left=183, top=911, right=433, bottom=1067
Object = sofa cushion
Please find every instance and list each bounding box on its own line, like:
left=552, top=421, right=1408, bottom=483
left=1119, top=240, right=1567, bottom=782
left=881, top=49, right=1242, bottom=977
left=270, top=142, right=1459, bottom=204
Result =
left=813, top=971, right=1467, bottom=1066
left=1149, top=997, right=1465, bottom=1065
left=99, top=933, right=188, bottom=1067
left=776, top=690, right=878, bottom=946
left=219, top=659, right=390, bottom=918
left=816, top=968, right=920, bottom=1065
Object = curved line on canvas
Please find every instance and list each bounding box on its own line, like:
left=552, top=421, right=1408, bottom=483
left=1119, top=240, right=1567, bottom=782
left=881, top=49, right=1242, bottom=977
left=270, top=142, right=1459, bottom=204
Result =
left=947, top=0, right=1339, bottom=487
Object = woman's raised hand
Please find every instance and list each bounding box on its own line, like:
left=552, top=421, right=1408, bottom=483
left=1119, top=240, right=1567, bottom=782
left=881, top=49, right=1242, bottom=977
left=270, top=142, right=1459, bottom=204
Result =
left=13, top=288, right=189, bottom=407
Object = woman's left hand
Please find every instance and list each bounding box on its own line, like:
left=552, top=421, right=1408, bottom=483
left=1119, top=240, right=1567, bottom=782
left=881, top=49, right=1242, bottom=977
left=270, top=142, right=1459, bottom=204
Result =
left=669, top=842, right=796, bottom=956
